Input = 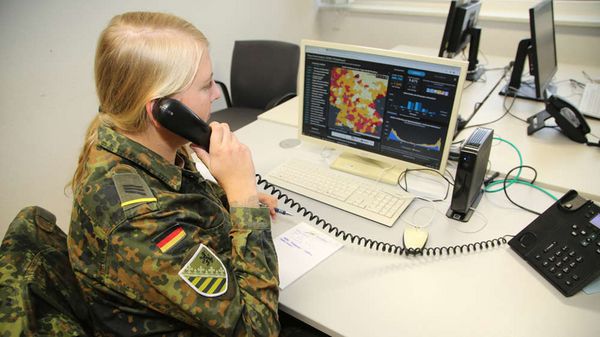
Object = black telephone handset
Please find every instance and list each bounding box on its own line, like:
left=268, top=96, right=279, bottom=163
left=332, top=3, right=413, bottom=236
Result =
left=527, top=95, right=591, bottom=144
left=546, top=95, right=591, bottom=143
left=152, top=98, right=211, bottom=151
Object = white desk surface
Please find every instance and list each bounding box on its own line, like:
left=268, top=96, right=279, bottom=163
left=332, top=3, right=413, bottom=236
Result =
left=236, top=119, right=600, bottom=337
left=256, top=58, right=600, bottom=201
left=245, top=55, right=600, bottom=335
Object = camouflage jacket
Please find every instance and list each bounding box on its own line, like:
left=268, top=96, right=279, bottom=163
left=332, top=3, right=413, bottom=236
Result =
left=0, top=206, right=91, bottom=336
left=68, top=126, right=280, bottom=336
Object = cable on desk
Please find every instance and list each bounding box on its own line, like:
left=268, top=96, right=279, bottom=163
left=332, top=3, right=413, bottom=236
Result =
left=582, top=70, right=600, bottom=84
left=484, top=137, right=523, bottom=193
left=455, top=62, right=513, bottom=136
left=397, top=168, right=454, bottom=202
left=483, top=137, right=559, bottom=203
left=462, top=87, right=518, bottom=132
left=586, top=140, right=600, bottom=148
left=481, top=136, right=558, bottom=214
left=256, top=174, right=512, bottom=257
left=499, top=165, right=558, bottom=215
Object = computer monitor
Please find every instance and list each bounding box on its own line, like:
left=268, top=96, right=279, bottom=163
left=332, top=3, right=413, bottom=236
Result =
left=500, top=0, right=557, bottom=101
left=298, top=40, right=468, bottom=184
left=439, top=0, right=483, bottom=81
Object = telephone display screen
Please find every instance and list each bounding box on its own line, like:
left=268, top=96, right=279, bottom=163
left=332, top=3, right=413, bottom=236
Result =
left=591, top=213, right=600, bottom=229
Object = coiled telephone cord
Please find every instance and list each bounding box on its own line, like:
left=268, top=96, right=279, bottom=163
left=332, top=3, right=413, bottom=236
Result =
left=256, top=174, right=513, bottom=257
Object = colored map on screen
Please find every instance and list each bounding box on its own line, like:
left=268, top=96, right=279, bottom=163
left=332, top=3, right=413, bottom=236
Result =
left=329, top=67, right=388, bottom=137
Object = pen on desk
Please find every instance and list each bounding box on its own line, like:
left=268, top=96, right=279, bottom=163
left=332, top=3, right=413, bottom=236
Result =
left=260, top=202, right=292, bottom=216
left=274, top=207, right=292, bottom=216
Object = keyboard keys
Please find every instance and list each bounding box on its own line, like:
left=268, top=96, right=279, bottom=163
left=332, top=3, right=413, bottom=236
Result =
left=266, top=158, right=413, bottom=226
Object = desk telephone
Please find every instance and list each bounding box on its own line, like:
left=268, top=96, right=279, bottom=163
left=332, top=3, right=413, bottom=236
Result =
left=509, top=190, right=600, bottom=297
left=527, top=95, right=591, bottom=144
left=152, top=97, right=211, bottom=150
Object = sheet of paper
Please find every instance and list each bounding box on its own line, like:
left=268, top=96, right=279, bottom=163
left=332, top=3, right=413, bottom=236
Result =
left=275, top=222, right=344, bottom=289
left=583, top=275, right=600, bottom=295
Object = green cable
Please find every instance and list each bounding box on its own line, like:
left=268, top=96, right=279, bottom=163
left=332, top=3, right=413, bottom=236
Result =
left=483, top=136, right=558, bottom=200
left=484, top=137, right=522, bottom=193
left=509, top=180, right=558, bottom=201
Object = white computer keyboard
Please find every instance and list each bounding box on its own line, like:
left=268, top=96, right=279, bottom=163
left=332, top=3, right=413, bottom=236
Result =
left=580, top=83, right=600, bottom=119
left=265, top=158, right=413, bottom=227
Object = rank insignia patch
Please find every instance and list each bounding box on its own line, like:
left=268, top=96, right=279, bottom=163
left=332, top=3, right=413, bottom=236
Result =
left=112, top=173, right=157, bottom=210
left=179, top=244, right=228, bottom=297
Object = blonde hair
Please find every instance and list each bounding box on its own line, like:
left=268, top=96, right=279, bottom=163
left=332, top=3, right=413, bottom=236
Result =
left=70, top=12, right=208, bottom=192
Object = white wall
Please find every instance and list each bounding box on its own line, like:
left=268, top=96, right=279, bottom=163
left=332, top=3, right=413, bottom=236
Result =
left=317, top=8, right=600, bottom=66
left=1, top=0, right=599, bottom=239
left=0, top=0, right=319, bottom=236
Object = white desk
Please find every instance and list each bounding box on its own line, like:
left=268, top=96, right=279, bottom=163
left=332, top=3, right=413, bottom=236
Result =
left=249, top=59, right=600, bottom=335
left=236, top=118, right=600, bottom=337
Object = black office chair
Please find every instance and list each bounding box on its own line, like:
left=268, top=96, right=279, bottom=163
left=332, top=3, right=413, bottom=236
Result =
left=211, top=40, right=300, bottom=131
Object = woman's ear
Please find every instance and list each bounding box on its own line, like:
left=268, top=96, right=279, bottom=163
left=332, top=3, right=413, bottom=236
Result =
left=146, top=99, right=161, bottom=128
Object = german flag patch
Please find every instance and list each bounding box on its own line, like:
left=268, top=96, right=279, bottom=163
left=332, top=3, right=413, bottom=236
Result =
left=179, top=244, right=228, bottom=297
left=156, top=226, right=186, bottom=253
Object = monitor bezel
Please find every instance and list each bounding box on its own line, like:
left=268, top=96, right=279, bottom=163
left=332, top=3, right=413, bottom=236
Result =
left=297, top=39, right=468, bottom=175
left=530, top=0, right=557, bottom=100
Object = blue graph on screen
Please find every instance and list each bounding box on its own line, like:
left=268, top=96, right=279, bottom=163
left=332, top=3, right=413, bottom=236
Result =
left=403, top=100, right=428, bottom=113
left=387, top=128, right=441, bottom=152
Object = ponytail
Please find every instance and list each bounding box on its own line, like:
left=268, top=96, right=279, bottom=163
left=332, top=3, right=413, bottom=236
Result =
left=69, top=114, right=104, bottom=193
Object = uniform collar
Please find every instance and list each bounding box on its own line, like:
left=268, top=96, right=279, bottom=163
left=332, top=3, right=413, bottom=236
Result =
left=97, top=125, right=200, bottom=190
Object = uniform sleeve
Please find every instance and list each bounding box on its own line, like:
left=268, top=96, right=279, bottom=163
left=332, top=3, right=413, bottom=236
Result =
left=229, top=207, right=280, bottom=334
left=104, top=205, right=280, bottom=337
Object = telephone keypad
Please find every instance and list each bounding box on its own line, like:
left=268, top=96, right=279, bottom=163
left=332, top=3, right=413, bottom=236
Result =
left=534, top=221, right=600, bottom=294
left=537, top=242, right=589, bottom=288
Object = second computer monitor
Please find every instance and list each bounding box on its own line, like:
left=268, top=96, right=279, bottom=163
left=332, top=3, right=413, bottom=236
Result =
left=298, top=40, right=467, bottom=183
left=501, top=0, right=557, bottom=101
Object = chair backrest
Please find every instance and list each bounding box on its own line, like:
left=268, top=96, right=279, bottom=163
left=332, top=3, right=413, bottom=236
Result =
left=0, top=206, right=91, bottom=336
left=230, top=40, right=300, bottom=109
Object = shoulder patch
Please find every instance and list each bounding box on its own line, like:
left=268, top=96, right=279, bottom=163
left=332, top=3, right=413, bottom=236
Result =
left=112, top=173, right=156, bottom=210
left=179, top=244, right=228, bottom=297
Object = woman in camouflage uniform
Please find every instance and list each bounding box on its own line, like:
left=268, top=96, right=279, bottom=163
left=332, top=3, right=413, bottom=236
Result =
left=68, top=12, right=280, bottom=336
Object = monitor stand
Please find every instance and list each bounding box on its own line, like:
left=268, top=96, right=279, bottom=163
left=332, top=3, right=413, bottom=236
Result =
left=466, top=27, right=483, bottom=82
left=498, top=37, right=557, bottom=102
left=499, top=81, right=556, bottom=102
left=329, top=152, right=403, bottom=185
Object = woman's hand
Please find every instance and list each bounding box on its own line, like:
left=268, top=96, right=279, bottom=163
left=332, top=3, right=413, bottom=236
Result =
left=191, top=122, right=258, bottom=207
left=258, top=192, right=278, bottom=218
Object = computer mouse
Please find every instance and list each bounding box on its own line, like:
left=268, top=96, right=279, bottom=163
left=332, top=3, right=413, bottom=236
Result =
left=403, top=226, right=428, bottom=250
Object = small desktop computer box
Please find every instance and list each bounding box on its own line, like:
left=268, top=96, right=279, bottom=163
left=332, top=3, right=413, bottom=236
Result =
left=447, top=127, right=493, bottom=222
